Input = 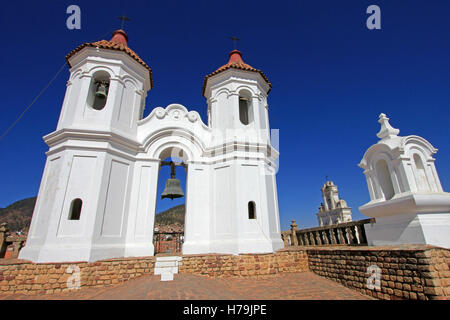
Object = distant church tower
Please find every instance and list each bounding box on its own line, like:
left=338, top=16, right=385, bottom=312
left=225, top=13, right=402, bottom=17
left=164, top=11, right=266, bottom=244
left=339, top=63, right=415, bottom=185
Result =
left=317, top=181, right=352, bottom=226
left=19, top=30, right=283, bottom=263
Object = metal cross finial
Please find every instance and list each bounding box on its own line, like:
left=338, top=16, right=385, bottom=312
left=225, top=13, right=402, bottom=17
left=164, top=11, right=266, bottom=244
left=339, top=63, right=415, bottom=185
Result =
left=117, top=15, right=131, bottom=29
left=230, top=36, right=240, bottom=50
left=325, top=175, right=329, bottom=182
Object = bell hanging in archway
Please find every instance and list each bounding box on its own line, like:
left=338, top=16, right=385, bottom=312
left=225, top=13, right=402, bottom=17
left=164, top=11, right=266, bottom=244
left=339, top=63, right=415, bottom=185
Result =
left=161, top=178, right=184, bottom=200
left=161, top=161, right=184, bottom=200
left=95, top=81, right=108, bottom=99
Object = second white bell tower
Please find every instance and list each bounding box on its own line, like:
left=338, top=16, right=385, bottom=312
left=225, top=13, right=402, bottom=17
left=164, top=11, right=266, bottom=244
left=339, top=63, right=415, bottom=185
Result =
left=199, top=49, right=284, bottom=255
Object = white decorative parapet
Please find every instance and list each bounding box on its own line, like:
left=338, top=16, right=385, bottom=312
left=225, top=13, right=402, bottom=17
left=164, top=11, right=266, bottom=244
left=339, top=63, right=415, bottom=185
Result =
left=358, top=113, right=450, bottom=249
left=154, top=256, right=183, bottom=281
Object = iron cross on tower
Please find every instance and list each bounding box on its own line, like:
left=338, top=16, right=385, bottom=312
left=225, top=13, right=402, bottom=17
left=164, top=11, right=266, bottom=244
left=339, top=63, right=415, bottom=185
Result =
left=117, top=15, right=131, bottom=29
left=230, top=36, right=240, bottom=50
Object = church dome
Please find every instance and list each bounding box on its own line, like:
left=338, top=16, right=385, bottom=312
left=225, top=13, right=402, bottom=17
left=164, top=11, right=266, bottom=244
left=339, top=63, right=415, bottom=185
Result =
left=65, top=30, right=153, bottom=87
left=202, top=50, right=271, bottom=96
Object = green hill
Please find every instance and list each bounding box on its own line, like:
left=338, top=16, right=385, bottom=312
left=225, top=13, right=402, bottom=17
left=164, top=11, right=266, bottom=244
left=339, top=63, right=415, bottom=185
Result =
left=155, top=204, right=185, bottom=225
left=0, top=197, right=185, bottom=232
left=0, top=197, right=36, bottom=232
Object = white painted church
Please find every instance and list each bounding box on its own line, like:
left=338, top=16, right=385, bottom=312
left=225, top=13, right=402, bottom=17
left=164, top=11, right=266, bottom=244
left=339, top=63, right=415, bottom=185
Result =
left=19, top=30, right=284, bottom=263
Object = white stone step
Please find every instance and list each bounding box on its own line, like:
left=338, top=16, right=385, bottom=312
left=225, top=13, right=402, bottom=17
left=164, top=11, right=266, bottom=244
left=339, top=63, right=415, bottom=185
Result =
left=156, top=256, right=182, bottom=262
left=154, top=266, right=178, bottom=275
left=161, top=271, right=174, bottom=281
left=155, top=261, right=178, bottom=268
left=154, top=256, right=183, bottom=280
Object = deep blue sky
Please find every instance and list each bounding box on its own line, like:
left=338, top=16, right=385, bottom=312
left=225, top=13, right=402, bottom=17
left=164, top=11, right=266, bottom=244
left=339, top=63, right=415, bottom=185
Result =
left=0, top=0, right=449, bottom=231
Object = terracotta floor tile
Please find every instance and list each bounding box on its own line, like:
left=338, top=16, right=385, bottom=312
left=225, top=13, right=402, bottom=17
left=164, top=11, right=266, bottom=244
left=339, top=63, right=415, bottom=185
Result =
left=0, top=272, right=373, bottom=300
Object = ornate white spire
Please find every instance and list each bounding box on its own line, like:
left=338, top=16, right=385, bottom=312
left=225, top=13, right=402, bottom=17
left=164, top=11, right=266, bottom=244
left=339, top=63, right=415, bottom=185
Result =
left=377, top=113, right=400, bottom=140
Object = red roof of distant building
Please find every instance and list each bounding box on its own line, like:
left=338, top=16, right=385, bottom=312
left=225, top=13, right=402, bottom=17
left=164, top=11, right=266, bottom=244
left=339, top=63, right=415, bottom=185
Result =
left=202, top=50, right=271, bottom=96
left=65, top=30, right=153, bottom=87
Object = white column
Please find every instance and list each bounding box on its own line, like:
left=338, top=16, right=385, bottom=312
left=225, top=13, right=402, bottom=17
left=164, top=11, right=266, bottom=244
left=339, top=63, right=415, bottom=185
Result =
left=182, top=163, right=211, bottom=254
left=125, top=160, right=160, bottom=257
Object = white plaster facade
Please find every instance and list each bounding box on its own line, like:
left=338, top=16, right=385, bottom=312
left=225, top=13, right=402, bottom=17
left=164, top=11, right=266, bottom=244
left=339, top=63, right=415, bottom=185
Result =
left=359, top=113, right=450, bottom=248
left=317, top=181, right=352, bottom=226
left=19, top=31, right=283, bottom=263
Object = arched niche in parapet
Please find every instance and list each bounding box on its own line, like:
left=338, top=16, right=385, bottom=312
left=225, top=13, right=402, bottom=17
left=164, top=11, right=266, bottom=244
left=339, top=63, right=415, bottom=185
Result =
left=403, top=136, right=440, bottom=193
left=412, top=153, right=431, bottom=192
left=375, top=158, right=395, bottom=200
left=359, top=142, right=400, bottom=202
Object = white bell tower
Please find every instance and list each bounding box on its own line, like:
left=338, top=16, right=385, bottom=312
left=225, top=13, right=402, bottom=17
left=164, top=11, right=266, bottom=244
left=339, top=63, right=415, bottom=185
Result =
left=19, top=30, right=152, bottom=262
left=57, top=29, right=152, bottom=138
left=203, top=50, right=272, bottom=145
left=200, top=49, right=284, bottom=254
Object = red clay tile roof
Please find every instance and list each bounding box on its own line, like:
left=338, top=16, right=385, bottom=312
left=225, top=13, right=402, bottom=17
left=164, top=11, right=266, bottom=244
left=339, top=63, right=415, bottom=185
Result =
left=65, top=30, right=153, bottom=87
left=202, top=50, right=271, bottom=96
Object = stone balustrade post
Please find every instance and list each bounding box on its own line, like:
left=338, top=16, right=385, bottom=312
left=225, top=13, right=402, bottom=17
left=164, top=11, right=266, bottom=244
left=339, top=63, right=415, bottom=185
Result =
left=322, top=230, right=330, bottom=245
left=301, top=233, right=308, bottom=246
left=282, top=233, right=289, bottom=247
left=0, top=223, right=8, bottom=259
left=298, top=233, right=304, bottom=246
left=315, top=231, right=322, bottom=245
left=356, top=225, right=368, bottom=245
left=346, top=227, right=354, bottom=244
left=350, top=226, right=358, bottom=244
left=338, top=228, right=346, bottom=244
left=11, top=240, right=23, bottom=259
left=290, top=220, right=299, bottom=246
left=309, top=232, right=315, bottom=245
left=330, top=229, right=337, bottom=244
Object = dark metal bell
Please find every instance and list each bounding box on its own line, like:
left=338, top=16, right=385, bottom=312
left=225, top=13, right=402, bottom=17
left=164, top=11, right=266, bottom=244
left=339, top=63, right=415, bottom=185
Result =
left=95, top=82, right=108, bottom=99
left=161, top=178, right=184, bottom=200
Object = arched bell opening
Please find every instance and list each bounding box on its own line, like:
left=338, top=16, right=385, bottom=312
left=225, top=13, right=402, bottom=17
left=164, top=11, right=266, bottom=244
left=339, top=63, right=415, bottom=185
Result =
left=86, top=70, right=110, bottom=110
left=153, top=146, right=188, bottom=256
left=238, top=89, right=254, bottom=126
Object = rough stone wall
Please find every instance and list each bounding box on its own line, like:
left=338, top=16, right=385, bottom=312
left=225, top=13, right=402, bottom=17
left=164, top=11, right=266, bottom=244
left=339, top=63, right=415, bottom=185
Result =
left=0, top=257, right=155, bottom=295
left=306, top=245, right=449, bottom=300
left=179, top=250, right=309, bottom=277
left=0, top=251, right=308, bottom=295
left=0, top=245, right=448, bottom=299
